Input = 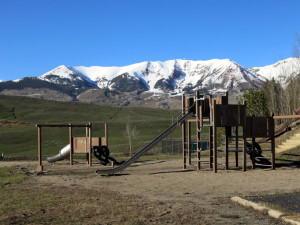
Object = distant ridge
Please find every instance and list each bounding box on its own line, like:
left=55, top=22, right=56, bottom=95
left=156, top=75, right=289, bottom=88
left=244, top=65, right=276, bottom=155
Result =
left=0, top=58, right=299, bottom=109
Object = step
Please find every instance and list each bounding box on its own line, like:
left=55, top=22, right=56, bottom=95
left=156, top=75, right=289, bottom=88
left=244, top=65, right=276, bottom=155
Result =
left=290, top=137, right=300, bottom=141
left=284, top=140, right=300, bottom=144
left=276, top=146, right=299, bottom=153
left=279, top=143, right=300, bottom=147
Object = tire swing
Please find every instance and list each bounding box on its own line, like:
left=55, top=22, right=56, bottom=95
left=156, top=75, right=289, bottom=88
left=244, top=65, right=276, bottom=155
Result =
left=92, top=146, right=119, bottom=166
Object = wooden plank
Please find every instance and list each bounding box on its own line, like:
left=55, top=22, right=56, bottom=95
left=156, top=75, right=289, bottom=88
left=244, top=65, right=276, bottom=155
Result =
left=36, top=124, right=91, bottom=128
left=273, top=115, right=300, bottom=119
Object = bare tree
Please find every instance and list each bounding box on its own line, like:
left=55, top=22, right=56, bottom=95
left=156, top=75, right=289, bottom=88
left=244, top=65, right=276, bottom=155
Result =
left=292, top=33, right=300, bottom=58
left=124, top=117, right=139, bottom=157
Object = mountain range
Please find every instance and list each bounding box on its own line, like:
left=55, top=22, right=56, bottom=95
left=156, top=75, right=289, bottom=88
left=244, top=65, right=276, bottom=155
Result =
left=1, top=58, right=299, bottom=109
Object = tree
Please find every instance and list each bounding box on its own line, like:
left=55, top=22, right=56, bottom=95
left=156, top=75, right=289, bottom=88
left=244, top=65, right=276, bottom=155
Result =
left=239, top=88, right=269, bottom=117
left=124, top=117, right=139, bottom=157
left=262, top=78, right=286, bottom=115
left=292, top=33, right=300, bottom=58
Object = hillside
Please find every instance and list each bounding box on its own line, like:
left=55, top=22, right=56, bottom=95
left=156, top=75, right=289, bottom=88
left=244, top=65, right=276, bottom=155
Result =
left=0, top=95, right=181, bottom=157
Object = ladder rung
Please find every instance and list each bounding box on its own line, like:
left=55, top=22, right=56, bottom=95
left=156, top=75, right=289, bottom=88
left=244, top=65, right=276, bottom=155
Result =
left=255, top=157, right=271, bottom=159
left=255, top=163, right=272, bottom=167
left=229, top=136, right=244, bottom=139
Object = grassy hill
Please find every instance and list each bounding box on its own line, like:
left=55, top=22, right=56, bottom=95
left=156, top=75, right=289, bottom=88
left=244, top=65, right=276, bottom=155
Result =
left=0, top=95, right=184, bottom=158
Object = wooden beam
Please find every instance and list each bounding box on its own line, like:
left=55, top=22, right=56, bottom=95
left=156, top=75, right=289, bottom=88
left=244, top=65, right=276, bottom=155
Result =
left=36, top=124, right=91, bottom=128
left=187, top=118, right=210, bottom=123
left=273, top=115, right=300, bottom=119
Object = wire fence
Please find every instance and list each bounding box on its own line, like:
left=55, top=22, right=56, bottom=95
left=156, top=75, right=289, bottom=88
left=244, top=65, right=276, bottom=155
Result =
left=158, top=138, right=209, bottom=155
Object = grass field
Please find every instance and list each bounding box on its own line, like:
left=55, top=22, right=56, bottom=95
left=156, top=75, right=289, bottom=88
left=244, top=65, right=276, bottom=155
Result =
left=0, top=95, right=187, bottom=157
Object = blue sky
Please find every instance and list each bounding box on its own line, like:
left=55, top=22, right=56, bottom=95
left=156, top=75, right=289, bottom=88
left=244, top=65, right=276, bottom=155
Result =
left=0, top=0, right=299, bottom=81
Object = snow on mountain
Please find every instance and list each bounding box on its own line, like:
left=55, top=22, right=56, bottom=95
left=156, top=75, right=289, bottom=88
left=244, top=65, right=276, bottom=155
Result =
left=250, top=58, right=300, bottom=85
left=40, top=59, right=267, bottom=94
left=37, top=58, right=300, bottom=95
left=40, top=65, right=97, bottom=88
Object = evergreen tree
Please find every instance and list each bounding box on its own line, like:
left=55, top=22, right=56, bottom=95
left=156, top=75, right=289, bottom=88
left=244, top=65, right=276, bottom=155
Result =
left=239, top=88, right=269, bottom=117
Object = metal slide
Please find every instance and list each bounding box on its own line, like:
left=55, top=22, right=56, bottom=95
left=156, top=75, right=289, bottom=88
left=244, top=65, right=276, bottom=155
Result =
left=47, top=144, right=71, bottom=163
left=258, top=117, right=300, bottom=144
left=96, top=112, right=194, bottom=175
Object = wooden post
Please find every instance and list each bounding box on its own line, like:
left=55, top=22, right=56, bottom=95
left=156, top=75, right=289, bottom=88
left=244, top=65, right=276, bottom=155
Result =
left=235, top=126, right=239, bottom=167
left=105, top=123, right=108, bottom=146
left=225, top=126, right=229, bottom=170
left=69, top=123, right=73, bottom=166
left=209, top=126, right=213, bottom=169
left=89, top=122, right=92, bottom=166
left=242, top=102, right=247, bottom=172
left=270, top=116, right=275, bottom=169
left=182, top=94, right=186, bottom=169
left=251, top=137, right=256, bottom=169
left=213, top=100, right=217, bottom=173
left=86, top=125, right=89, bottom=165
left=196, top=91, right=201, bottom=171
left=37, top=125, right=43, bottom=172
left=188, top=121, right=191, bottom=165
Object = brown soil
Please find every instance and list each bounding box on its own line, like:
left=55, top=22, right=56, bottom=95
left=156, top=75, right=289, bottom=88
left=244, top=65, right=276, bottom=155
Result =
left=1, top=158, right=299, bottom=224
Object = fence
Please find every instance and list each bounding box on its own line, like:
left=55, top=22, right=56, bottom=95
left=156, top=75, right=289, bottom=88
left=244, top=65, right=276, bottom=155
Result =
left=159, top=138, right=209, bottom=155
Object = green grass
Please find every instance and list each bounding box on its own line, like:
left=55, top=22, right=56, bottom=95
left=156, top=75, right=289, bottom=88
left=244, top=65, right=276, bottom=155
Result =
left=0, top=166, right=28, bottom=188
left=0, top=95, right=188, bottom=157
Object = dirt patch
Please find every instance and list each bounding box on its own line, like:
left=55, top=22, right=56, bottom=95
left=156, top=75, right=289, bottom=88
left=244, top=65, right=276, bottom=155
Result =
left=0, top=120, right=31, bottom=127
left=2, top=158, right=299, bottom=224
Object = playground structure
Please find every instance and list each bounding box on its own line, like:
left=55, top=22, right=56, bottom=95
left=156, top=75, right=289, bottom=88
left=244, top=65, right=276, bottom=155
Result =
left=181, top=92, right=277, bottom=172
left=37, top=123, right=112, bottom=172
left=36, top=91, right=300, bottom=174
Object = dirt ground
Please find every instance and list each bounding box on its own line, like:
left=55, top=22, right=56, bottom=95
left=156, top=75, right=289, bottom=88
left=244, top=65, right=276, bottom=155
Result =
left=1, top=158, right=300, bottom=224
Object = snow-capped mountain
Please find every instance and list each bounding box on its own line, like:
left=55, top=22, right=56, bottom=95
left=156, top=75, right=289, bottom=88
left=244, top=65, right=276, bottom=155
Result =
left=250, top=58, right=300, bottom=86
left=1, top=58, right=299, bottom=109
left=40, top=65, right=97, bottom=89
left=39, top=59, right=269, bottom=94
